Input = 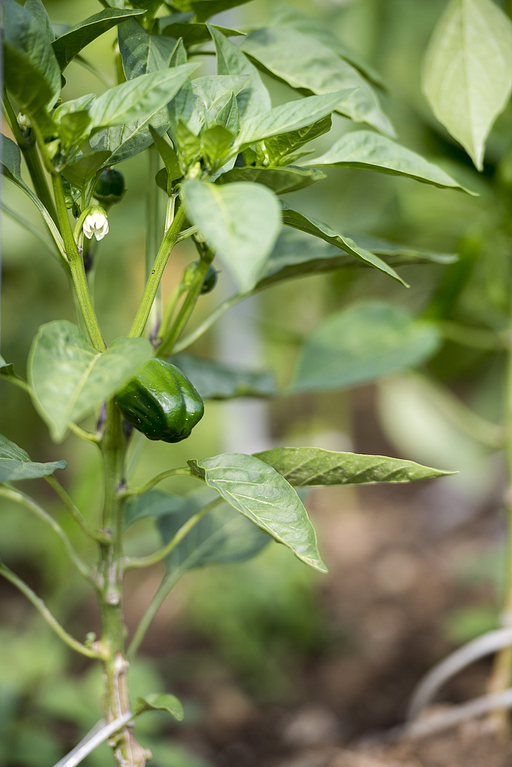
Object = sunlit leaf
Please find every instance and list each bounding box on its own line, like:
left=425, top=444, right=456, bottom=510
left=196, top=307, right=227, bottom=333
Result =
left=188, top=453, right=327, bottom=572
left=422, top=0, right=512, bottom=170
left=254, top=446, right=452, bottom=487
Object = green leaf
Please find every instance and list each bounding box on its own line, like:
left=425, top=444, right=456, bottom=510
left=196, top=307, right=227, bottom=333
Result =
left=126, top=489, right=187, bottom=527
left=192, top=75, right=249, bottom=128
left=241, top=27, right=394, bottom=137
left=118, top=18, right=177, bottom=79
left=235, top=92, right=353, bottom=151
left=281, top=203, right=407, bottom=285
left=0, top=434, right=66, bottom=482
left=160, top=21, right=244, bottom=47
left=149, top=126, right=181, bottom=181
left=170, top=354, right=277, bottom=399
left=156, top=488, right=271, bottom=573
left=290, top=301, right=441, bottom=393
left=267, top=5, right=386, bottom=91
left=62, top=151, right=112, bottom=189
left=89, top=64, right=199, bottom=129
left=192, top=0, right=253, bottom=23
left=188, top=453, right=326, bottom=572
left=51, top=9, right=145, bottom=71
left=0, top=355, right=23, bottom=385
left=209, top=25, right=271, bottom=121
left=219, top=166, right=325, bottom=195
left=24, top=0, right=54, bottom=43
left=303, top=131, right=476, bottom=193
left=134, top=693, right=184, bottom=721
left=28, top=321, right=153, bottom=442
left=181, top=180, right=282, bottom=292
left=422, top=0, right=512, bottom=171
left=257, top=114, right=332, bottom=166
left=200, top=125, right=235, bottom=167
left=3, top=0, right=61, bottom=114
left=256, top=230, right=456, bottom=290
left=254, top=446, right=452, bottom=487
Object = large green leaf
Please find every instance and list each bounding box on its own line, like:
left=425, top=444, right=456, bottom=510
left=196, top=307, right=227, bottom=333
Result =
left=188, top=454, right=326, bottom=572
left=28, top=321, right=152, bottom=442
left=303, top=131, right=475, bottom=193
left=219, top=166, right=324, bottom=194
left=181, top=180, right=281, bottom=292
left=170, top=354, right=277, bottom=399
left=52, top=9, right=145, bottom=71
left=209, top=25, right=271, bottom=121
left=62, top=151, right=112, bottom=189
left=118, top=18, right=177, bottom=79
left=257, top=230, right=456, bottom=290
left=155, top=489, right=271, bottom=574
left=0, top=434, right=66, bottom=482
left=3, top=0, right=61, bottom=114
left=254, top=446, right=452, bottom=487
left=267, top=5, right=386, bottom=91
left=290, top=301, right=441, bottom=393
left=281, top=203, right=406, bottom=285
left=24, top=0, right=54, bottom=43
left=89, top=64, right=198, bottom=129
left=235, top=92, right=352, bottom=152
left=241, top=27, right=394, bottom=136
left=422, top=0, right=512, bottom=170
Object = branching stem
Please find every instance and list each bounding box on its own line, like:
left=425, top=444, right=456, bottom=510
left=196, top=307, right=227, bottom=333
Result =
left=45, top=475, right=111, bottom=544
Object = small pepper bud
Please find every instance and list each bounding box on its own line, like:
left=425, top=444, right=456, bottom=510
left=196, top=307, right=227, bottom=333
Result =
left=93, top=168, right=126, bottom=207
left=83, top=207, right=109, bottom=241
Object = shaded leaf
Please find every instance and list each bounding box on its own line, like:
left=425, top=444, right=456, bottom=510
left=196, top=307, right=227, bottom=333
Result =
left=149, top=127, right=181, bottom=181
left=3, top=0, right=61, bottom=114
left=281, top=203, right=406, bottom=285
left=181, top=180, right=281, bottom=292
left=219, top=165, right=325, bottom=195
left=258, top=114, right=332, bottom=166
left=28, top=321, right=152, bottom=442
left=0, top=434, right=66, bottom=482
left=62, top=151, right=112, bottom=189
left=209, top=25, right=271, bottom=121
left=290, top=301, right=441, bottom=393
left=52, top=9, right=145, bottom=71
left=256, top=230, right=456, bottom=290
left=254, top=446, right=452, bottom=487
left=192, top=0, right=253, bottom=23
left=303, top=131, right=476, bottom=193
left=192, top=75, right=249, bottom=128
left=422, top=0, right=512, bottom=170
left=170, top=354, right=277, bottom=399
left=188, top=453, right=327, bottom=572
left=160, top=21, right=244, bottom=47
left=118, top=18, right=177, bottom=79
left=156, top=488, right=271, bottom=573
left=241, top=27, right=394, bottom=136
left=134, top=693, right=183, bottom=721
left=24, top=0, right=54, bottom=43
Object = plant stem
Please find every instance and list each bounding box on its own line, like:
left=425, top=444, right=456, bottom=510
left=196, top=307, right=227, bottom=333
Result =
left=0, top=485, right=93, bottom=582
left=0, top=560, right=102, bottom=658
left=155, top=251, right=214, bottom=358
left=52, top=174, right=106, bottom=352
left=2, top=92, right=58, bottom=223
left=123, top=466, right=192, bottom=498
left=126, top=498, right=219, bottom=570
left=98, top=401, right=148, bottom=766
left=45, top=475, right=111, bottom=544
left=129, top=206, right=186, bottom=339
left=146, top=145, right=163, bottom=341
left=487, top=319, right=512, bottom=725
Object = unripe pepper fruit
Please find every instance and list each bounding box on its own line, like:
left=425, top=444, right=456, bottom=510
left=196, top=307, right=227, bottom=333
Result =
left=116, top=359, right=204, bottom=443
left=93, top=168, right=126, bottom=207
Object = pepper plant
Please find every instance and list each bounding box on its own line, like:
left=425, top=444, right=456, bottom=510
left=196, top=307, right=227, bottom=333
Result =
left=0, top=0, right=473, bottom=763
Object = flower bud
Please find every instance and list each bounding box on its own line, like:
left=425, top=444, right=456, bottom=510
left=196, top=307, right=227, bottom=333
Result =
left=83, top=208, right=109, bottom=241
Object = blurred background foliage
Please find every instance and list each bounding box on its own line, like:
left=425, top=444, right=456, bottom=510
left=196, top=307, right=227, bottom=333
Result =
left=2, top=0, right=512, bottom=764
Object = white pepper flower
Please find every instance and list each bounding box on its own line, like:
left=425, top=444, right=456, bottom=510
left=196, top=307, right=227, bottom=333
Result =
left=18, top=112, right=31, bottom=130
left=83, top=209, right=109, bottom=241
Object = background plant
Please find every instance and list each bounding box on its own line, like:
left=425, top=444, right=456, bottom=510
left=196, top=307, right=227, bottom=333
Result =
left=0, top=0, right=483, bottom=764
